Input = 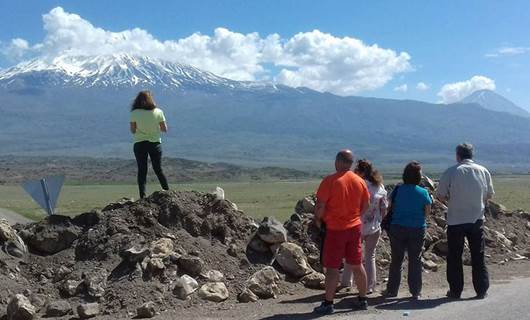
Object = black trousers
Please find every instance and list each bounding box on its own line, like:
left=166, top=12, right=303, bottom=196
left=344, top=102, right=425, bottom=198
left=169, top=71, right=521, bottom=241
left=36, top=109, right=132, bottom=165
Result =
left=133, top=141, right=169, bottom=198
left=446, top=219, right=489, bottom=296
left=386, top=224, right=425, bottom=296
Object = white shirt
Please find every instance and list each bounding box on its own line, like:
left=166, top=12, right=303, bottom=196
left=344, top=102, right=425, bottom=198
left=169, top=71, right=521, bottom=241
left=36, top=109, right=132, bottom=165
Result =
left=361, top=181, right=388, bottom=235
left=436, top=159, right=494, bottom=226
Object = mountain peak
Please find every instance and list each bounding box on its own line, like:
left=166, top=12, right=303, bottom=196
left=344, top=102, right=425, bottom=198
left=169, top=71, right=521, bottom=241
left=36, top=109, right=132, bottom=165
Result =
left=460, top=89, right=529, bottom=118
left=0, top=54, right=245, bottom=90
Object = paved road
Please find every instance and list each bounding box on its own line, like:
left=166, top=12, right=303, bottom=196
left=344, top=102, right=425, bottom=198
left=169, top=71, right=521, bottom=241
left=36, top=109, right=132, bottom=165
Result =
left=254, top=277, right=530, bottom=320
left=163, top=275, right=530, bottom=320
left=0, top=208, right=32, bottom=225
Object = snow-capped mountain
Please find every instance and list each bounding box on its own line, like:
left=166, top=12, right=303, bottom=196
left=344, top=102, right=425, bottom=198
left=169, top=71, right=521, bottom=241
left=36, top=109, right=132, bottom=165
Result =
left=460, top=89, right=530, bottom=118
left=0, top=53, right=281, bottom=92
left=2, top=54, right=530, bottom=168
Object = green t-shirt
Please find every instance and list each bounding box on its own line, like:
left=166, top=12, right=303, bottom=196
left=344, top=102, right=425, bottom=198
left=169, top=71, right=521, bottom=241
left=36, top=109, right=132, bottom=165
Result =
left=130, top=108, right=166, bottom=143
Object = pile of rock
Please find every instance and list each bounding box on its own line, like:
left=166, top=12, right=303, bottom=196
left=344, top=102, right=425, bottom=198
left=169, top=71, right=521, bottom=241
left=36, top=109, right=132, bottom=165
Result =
left=1, top=186, right=528, bottom=319
left=1, top=190, right=270, bottom=319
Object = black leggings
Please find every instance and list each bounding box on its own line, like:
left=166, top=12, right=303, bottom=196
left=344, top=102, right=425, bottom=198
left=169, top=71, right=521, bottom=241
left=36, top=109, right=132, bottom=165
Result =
left=133, top=141, right=169, bottom=198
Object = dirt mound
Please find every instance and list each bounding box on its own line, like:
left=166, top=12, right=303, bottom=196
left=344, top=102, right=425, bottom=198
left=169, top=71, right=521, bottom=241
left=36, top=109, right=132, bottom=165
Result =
left=1, top=187, right=528, bottom=319
left=1, top=191, right=307, bottom=318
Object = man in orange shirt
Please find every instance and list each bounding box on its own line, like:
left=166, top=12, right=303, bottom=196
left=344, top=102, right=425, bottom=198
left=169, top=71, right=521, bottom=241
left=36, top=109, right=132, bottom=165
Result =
left=313, top=150, right=371, bottom=315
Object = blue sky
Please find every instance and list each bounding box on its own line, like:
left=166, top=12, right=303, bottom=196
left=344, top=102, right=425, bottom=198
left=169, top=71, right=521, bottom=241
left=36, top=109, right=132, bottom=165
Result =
left=1, top=0, right=529, bottom=109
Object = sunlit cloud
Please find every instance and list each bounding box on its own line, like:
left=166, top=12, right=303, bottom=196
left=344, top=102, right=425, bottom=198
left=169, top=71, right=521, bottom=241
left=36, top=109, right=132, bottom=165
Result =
left=1, top=7, right=412, bottom=96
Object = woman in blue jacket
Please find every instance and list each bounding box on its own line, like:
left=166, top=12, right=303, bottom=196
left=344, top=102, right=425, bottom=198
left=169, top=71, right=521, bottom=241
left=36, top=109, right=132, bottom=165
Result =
left=385, top=161, right=432, bottom=299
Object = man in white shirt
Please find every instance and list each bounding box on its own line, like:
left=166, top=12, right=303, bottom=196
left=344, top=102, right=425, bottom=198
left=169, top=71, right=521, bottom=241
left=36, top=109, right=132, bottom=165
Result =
left=437, top=143, right=494, bottom=300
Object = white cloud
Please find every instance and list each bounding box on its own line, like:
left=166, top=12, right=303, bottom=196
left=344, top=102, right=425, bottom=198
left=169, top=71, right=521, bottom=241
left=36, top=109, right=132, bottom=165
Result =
left=485, top=46, right=530, bottom=58
left=437, top=75, right=496, bottom=104
left=0, top=7, right=412, bottom=95
left=393, top=84, right=408, bottom=92
left=416, top=82, right=430, bottom=91
left=274, top=30, right=412, bottom=95
left=1, top=38, right=31, bottom=61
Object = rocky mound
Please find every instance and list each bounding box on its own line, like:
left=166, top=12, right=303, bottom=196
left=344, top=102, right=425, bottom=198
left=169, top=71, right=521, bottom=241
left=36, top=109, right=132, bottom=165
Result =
left=0, top=187, right=529, bottom=319
left=0, top=191, right=308, bottom=319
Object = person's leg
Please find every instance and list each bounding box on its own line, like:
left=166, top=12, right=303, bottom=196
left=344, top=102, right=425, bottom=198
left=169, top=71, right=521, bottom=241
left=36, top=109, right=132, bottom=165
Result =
left=148, top=142, right=169, bottom=191
left=133, top=142, right=149, bottom=198
left=406, top=227, right=425, bottom=297
left=467, top=219, right=489, bottom=297
left=314, top=229, right=345, bottom=314
left=446, top=224, right=466, bottom=297
left=346, top=224, right=367, bottom=309
left=386, top=225, right=406, bottom=296
left=324, top=268, right=341, bottom=301
left=363, top=230, right=381, bottom=293
left=340, top=262, right=353, bottom=287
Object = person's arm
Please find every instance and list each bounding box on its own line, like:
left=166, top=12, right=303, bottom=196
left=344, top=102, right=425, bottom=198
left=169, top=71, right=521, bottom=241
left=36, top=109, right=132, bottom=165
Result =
left=436, top=170, right=450, bottom=204
left=380, top=193, right=389, bottom=219
left=157, top=109, right=167, bottom=133
left=424, top=204, right=431, bottom=217
left=314, top=200, right=326, bottom=229
left=361, top=197, right=370, bottom=216
left=360, top=182, right=371, bottom=215
left=485, top=169, right=495, bottom=204
left=387, top=187, right=397, bottom=215
left=130, top=122, right=137, bottom=134
left=159, top=121, right=168, bottom=132
left=314, top=178, right=330, bottom=229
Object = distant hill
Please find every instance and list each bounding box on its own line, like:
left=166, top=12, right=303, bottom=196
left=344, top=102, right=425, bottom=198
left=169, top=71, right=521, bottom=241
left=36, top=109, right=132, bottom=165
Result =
left=460, top=89, right=530, bottom=118
left=1, top=54, right=530, bottom=170
left=0, top=156, right=313, bottom=185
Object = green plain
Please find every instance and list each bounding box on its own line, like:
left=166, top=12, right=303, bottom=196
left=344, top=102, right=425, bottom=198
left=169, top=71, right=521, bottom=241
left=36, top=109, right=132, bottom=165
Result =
left=1, top=175, right=529, bottom=222
left=0, top=181, right=320, bottom=222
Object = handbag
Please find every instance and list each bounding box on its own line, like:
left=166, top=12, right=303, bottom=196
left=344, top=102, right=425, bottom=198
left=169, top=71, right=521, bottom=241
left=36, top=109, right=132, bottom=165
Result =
left=381, top=185, right=400, bottom=232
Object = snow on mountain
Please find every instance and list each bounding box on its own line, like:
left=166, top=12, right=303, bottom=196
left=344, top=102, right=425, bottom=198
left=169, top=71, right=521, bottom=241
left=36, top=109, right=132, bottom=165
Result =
left=460, top=89, right=530, bottom=118
left=0, top=53, right=280, bottom=91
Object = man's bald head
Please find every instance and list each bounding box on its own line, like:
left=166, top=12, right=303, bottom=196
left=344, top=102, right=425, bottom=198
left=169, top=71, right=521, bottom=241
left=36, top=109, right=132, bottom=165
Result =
left=335, top=149, right=354, bottom=171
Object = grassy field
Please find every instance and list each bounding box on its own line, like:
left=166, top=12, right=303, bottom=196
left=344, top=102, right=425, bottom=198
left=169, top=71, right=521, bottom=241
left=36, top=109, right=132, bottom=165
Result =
left=1, top=175, right=529, bottom=222
left=0, top=181, right=320, bottom=222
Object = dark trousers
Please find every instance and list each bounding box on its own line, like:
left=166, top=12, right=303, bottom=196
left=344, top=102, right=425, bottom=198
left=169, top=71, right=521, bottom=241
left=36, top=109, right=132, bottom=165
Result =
left=133, top=141, right=169, bottom=198
left=387, top=224, right=425, bottom=296
left=446, top=219, right=489, bottom=296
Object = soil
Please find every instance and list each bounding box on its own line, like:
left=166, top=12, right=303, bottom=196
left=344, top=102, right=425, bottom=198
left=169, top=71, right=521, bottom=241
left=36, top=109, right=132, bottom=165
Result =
left=0, top=188, right=529, bottom=319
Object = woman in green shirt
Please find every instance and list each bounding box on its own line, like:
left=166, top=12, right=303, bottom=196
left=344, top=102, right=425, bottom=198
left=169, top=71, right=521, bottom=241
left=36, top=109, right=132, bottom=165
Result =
left=130, top=91, right=169, bottom=198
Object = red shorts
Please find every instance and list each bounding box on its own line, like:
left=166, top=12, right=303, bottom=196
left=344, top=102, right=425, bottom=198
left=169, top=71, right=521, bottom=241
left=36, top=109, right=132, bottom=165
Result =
left=323, top=225, right=362, bottom=269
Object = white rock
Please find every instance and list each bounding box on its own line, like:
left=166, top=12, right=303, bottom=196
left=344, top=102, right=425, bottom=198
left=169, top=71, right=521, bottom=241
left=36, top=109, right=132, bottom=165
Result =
left=173, top=275, right=199, bottom=299
left=136, top=301, right=156, bottom=318
left=212, top=186, right=225, bottom=200
left=198, top=282, right=229, bottom=302
left=276, top=242, right=313, bottom=277
left=203, top=270, right=224, bottom=282
left=150, top=238, right=174, bottom=258
left=245, top=266, right=280, bottom=299
left=257, top=217, right=287, bottom=244
left=7, top=294, right=36, bottom=320
left=77, top=303, right=100, bottom=319
left=301, top=272, right=325, bottom=289
left=238, top=288, right=259, bottom=303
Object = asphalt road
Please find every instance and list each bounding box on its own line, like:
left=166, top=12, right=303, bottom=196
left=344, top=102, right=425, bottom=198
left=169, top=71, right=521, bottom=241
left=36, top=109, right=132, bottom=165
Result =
left=255, top=277, right=530, bottom=320
left=161, top=275, right=530, bottom=320
left=0, top=208, right=32, bottom=225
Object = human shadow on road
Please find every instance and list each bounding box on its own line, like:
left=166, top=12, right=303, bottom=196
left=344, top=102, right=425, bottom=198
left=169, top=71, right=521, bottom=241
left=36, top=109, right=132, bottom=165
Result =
left=257, top=308, right=356, bottom=320
left=278, top=291, right=353, bottom=304
left=374, top=296, right=459, bottom=311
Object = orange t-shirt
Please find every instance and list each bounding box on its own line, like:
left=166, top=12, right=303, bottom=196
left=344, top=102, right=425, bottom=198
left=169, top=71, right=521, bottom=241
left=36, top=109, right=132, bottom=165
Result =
left=316, top=170, right=370, bottom=231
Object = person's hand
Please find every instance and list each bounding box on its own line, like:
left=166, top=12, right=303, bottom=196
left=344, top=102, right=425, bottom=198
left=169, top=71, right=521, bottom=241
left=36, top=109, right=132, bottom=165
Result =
left=313, top=216, right=322, bottom=229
